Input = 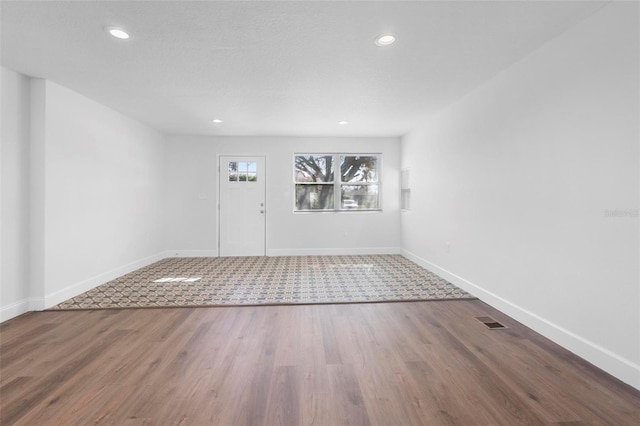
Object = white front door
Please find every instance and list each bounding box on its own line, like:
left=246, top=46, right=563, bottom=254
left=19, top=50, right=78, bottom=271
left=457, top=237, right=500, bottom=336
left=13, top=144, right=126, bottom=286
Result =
left=219, top=156, right=266, bottom=256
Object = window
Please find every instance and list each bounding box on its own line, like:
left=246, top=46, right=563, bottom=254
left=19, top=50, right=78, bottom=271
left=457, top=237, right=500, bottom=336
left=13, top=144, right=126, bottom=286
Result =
left=294, top=154, right=381, bottom=211
left=228, top=161, right=257, bottom=182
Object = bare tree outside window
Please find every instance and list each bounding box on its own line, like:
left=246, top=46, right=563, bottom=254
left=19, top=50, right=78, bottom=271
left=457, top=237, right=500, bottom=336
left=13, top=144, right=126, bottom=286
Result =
left=295, top=155, right=334, bottom=210
left=295, top=154, right=380, bottom=211
left=340, top=156, right=379, bottom=209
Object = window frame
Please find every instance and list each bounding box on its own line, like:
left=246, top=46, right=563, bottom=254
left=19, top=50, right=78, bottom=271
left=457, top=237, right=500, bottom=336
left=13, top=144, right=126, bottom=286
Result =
left=293, top=153, right=382, bottom=212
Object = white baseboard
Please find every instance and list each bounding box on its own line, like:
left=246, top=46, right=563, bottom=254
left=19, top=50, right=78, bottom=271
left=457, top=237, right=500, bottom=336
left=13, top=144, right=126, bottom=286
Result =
left=42, top=252, right=167, bottom=309
left=166, top=248, right=403, bottom=257
left=267, top=247, right=401, bottom=257
left=0, top=298, right=31, bottom=322
left=165, top=250, right=218, bottom=258
left=29, top=297, right=45, bottom=312
left=401, top=249, right=640, bottom=391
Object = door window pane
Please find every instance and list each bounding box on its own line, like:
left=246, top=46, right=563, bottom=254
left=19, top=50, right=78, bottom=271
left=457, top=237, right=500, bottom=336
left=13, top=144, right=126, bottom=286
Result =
left=239, top=162, right=248, bottom=182
left=228, top=162, right=238, bottom=181
left=247, top=162, right=257, bottom=182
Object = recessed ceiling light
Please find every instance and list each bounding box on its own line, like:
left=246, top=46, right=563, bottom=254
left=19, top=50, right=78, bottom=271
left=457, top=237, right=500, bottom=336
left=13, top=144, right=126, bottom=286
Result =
left=212, top=119, right=223, bottom=124
left=338, top=120, right=349, bottom=125
left=105, top=26, right=130, bottom=40
left=375, top=33, right=396, bottom=46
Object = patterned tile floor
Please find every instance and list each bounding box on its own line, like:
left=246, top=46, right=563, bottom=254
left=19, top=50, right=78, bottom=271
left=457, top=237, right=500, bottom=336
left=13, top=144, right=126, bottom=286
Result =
left=51, top=255, right=475, bottom=310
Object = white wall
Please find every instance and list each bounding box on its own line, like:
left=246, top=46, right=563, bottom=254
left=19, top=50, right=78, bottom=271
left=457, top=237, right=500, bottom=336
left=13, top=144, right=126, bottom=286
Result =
left=1, top=72, right=168, bottom=318
left=37, top=81, right=167, bottom=307
left=164, top=135, right=401, bottom=256
left=1, top=73, right=399, bottom=318
left=0, top=67, right=32, bottom=319
left=401, top=2, right=639, bottom=388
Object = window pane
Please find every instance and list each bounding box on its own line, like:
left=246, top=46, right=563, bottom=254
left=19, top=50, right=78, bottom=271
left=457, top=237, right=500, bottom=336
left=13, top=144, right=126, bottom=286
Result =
left=228, top=161, right=257, bottom=182
left=228, top=162, right=238, bottom=181
left=341, top=185, right=379, bottom=209
left=341, top=156, right=378, bottom=183
left=295, top=184, right=334, bottom=210
left=295, top=155, right=334, bottom=183
left=247, top=162, right=257, bottom=182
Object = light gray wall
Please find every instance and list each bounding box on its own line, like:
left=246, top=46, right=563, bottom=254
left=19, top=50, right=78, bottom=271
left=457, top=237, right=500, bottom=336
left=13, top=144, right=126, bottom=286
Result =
left=400, top=2, right=639, bottom=388
left=0, top=67, right=31, bottom=320
left=39, top=81, right=167, bottom=307
left=164, top=135, right=401, bottom=256
left=0, top=75, right=168, bottom=317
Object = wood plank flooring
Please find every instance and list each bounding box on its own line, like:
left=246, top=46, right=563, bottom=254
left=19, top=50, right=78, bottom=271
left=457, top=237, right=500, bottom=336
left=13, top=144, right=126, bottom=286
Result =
left=1, top=300, right=639, bottom=425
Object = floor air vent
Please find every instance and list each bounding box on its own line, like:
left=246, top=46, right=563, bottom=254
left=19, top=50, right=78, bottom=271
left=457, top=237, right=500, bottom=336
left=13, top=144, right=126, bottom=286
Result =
left=475, top=316, right=507, bottom=329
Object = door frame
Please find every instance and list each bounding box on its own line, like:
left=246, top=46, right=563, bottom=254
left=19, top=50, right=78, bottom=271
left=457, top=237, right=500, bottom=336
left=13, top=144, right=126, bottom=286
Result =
left=217, top=154, right=267, bottom=257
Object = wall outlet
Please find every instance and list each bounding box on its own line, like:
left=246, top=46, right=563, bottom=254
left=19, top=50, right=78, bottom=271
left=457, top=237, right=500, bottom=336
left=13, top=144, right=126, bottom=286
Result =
left=445, top=241, right=451, bottom=253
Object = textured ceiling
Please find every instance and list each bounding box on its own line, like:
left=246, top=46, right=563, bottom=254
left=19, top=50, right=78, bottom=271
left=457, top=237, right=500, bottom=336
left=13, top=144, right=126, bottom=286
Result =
left=1, top=1, right=607, bottom=137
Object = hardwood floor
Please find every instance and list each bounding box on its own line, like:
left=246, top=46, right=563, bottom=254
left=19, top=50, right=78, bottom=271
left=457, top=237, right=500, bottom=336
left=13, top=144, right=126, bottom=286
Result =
left=1, top=300, right=639, bottom=425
